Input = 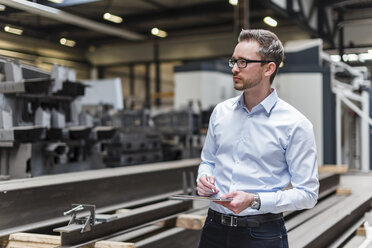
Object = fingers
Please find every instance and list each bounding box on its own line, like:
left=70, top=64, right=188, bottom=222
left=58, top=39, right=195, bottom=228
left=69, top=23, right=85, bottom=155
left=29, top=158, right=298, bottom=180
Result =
left=215, top=191, right=253, bottom=214
left=197, top=175, right=219, bottom=196
left=220, top=192, right=235, bottom=199
left=197, top=186, right=215, bottom=196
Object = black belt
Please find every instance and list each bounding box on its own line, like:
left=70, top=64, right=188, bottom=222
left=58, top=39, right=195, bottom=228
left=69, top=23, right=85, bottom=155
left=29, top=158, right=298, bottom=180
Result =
left=207, top=209, right=283, bottom=228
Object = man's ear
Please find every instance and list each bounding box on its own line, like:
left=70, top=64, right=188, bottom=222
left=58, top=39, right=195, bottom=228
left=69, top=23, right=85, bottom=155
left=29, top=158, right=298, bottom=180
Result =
left=264, top=62, right=276, bottom=78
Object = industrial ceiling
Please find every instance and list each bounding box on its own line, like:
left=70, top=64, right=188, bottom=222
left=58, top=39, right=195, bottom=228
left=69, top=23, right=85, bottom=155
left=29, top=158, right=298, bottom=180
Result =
left=0, top=0, right=372, bottom=65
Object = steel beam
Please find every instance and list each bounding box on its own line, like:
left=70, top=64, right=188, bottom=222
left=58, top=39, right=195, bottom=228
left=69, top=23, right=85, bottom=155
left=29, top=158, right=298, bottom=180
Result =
left=55, top=200, right=192, bottom=247
left=136, top=228, right=201, bottom=248
left=288, top=193, right=372, bottom=247
left=0, top=158, right=200, bottom=236
left=285, top=194, right=347, bottom=231
left=318, top=173, right=340, bottom=198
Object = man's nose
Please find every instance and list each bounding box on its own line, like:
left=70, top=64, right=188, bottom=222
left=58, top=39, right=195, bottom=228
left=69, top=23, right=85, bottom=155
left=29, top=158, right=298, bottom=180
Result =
left=231, top=63, right=239, bottom=73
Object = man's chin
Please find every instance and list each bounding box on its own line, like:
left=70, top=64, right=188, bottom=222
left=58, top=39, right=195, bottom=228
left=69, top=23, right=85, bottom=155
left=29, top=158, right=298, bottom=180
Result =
left=234, top=85, right=244, bottom=91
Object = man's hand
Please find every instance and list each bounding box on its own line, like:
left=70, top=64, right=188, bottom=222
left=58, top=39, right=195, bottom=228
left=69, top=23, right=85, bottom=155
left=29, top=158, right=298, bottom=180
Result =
left=215, top=191, right=254, bottom=214
left=197, top=175, right=219, bottom=196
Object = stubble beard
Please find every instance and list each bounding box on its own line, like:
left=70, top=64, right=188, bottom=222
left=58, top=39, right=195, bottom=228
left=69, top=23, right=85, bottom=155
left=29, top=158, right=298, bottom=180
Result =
left=233, top=77, right=261, bottom=91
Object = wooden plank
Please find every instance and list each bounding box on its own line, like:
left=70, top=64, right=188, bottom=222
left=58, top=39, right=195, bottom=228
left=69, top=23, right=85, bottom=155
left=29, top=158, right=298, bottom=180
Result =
left=0, top=235, right=9, bottom=248
left=154, top=217, right=177, bottom=228
left=8, top=233, right=59, bottom=245
left=319, top=165, right=348, bottom=174
left=4, top=233, right=134, bottom=248
left=356, top=227, right=366, bottom=236
left=95, top=240, right=135, bottom=248
left=336, top=187, right=352, bottom=196
left=115, top=209, right=131, bottom=214
left=176, top=214, right=206, bottom=230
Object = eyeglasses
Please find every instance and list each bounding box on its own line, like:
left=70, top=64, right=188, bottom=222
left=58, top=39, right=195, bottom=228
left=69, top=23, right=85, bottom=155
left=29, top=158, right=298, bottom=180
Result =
left=228, top=58, right=273, bottom=68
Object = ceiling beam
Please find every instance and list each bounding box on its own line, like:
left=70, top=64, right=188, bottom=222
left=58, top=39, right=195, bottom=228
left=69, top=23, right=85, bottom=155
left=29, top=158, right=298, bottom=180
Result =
left=0, top=0, right=145, bottom=40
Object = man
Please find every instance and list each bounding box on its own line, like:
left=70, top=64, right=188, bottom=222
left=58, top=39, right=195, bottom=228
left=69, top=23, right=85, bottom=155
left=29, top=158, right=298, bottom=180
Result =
left=197, top=29, right=319, bottom=248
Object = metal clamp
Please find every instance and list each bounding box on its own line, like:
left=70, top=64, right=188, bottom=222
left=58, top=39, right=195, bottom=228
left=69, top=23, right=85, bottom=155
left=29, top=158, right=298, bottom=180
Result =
left=64, top=204, right=96, bottom=233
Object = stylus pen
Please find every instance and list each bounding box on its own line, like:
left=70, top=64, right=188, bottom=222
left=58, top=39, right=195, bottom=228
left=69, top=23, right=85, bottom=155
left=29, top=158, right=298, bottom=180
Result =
left=205, top=175, right=216, bottom=193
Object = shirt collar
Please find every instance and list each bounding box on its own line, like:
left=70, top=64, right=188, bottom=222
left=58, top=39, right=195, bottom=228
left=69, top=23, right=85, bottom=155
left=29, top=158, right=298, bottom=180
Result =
left=261, top=89, right=278, bottom=114
left=232, top=89, right=278, bottom=114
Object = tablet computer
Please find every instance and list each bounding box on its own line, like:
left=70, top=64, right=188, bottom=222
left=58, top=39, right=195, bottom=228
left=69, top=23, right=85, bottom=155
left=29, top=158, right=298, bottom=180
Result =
left=171, top=194, right=233, bottom=202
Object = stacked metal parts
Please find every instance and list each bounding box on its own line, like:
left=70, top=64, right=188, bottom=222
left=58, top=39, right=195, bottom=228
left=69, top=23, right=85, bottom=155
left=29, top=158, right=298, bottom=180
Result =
left=152, top=105, right=206, bottom=161
left=0, top=57, right=116, bottom=179
left=96, top=109, right=161, bottom=166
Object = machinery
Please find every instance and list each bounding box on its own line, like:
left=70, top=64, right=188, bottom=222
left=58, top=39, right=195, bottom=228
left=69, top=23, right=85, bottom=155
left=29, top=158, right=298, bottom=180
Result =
left=104, top=115, right=163, bottom=166
left=150, top=60, right=239, bottom=160
left=0, top=57, right=115, bottom=179
left=274, top=39, right=372, bottom=171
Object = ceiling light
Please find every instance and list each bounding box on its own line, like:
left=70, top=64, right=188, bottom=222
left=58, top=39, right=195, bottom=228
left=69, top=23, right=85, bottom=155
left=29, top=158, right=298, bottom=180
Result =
left=48, top=0, right=64, bottom=3
left=151, top=28, right=167, bottom=38
left=330, top=55, right=341, bottom=62
left=0, top=4, right=6, bottom=11
left=60, top=38, right=76, bottom=47
left=229, top=0, right=238, bottom=6
left=103, top=13, right=123, bottom=24
left=368, top=49, right=372, bottom=54
left=263, top=16, right=278, bottom=27
left=342, top=53, right=359, bottom=61
left=4, top=25, right=23, bottom=35
left=359, top=53, right=372, bottom=62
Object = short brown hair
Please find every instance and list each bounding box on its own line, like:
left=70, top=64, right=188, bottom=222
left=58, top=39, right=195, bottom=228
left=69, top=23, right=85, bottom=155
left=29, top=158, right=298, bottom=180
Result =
left=238, top=29, right=284, bottom=84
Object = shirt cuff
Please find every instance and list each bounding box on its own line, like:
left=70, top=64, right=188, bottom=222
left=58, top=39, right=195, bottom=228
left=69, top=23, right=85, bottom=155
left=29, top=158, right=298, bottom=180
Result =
left=257, top=192, right=276, bottom=212
left=196, top=173, right=209, bottom=183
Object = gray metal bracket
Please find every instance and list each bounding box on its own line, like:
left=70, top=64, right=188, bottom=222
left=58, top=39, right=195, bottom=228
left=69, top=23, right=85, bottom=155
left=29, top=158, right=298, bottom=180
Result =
left=63, top=204, right=96, bottom=233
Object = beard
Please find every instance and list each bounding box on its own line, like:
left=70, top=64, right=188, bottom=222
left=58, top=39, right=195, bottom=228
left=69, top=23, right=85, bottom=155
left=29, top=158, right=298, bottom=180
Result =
left=233, top=75, right=261, bottom=91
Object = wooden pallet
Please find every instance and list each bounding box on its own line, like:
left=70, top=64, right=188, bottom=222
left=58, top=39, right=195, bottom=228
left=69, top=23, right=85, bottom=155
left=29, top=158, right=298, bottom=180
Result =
left=0, top=233, right=134, bottom=248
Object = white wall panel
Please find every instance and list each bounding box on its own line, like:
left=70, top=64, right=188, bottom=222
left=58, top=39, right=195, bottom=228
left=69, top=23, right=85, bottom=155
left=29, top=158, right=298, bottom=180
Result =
left=174, top=71, right=238, bottom=110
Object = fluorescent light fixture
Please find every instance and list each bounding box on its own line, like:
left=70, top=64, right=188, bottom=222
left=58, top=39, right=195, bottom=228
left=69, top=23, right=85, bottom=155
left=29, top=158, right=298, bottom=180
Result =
left=151, top=27, right=167, bottom=38
left=368, top=49, right=372, bottom=54
left=60, top=38, right=76, bottom=47
left=263, top=16, right=277, bottom=27
left=103, top=12, right=123, bottom=24
left=48, top=0, right=64, bottom=3
left=0, top=4, right=6, bottom=11
left=347, top=54, right=358, bottom=61
left=359, top=53, right=372, bottom=61
left=229, top=0, right=238, bottom=6
left=330, top=55, right=341, bottom=62
left=4, top=25, right=23, bottom=35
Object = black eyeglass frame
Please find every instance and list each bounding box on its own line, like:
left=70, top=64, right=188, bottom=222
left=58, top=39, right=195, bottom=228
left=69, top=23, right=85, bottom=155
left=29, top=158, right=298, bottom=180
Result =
left=228, top=58, right=273, bottom=68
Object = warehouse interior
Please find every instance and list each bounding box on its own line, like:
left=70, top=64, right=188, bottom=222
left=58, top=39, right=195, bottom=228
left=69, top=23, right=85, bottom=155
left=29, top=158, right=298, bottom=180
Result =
left=0, top=0, right=372, bottom=247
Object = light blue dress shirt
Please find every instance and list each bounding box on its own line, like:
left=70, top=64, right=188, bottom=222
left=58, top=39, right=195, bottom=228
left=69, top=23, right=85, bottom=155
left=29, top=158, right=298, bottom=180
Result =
left=198, top=89, right=319, bottom=216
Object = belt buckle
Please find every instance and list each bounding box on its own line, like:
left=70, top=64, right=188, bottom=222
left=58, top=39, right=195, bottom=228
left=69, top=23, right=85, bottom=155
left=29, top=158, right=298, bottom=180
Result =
left=221, top=215, right=238, bottom=227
